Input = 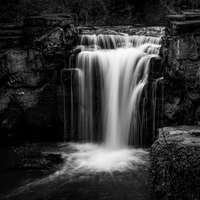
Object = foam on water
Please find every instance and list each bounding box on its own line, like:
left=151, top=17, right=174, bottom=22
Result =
left=61, top=143, right=149, bottom=173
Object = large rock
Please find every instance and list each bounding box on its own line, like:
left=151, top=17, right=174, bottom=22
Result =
left=150, top=126, right=200, bottom=200
left=0, top=74, right=57, bottom=138
left=0, top=13, right=81, bottom=140
left=159, top=10, right=200, bottom=132
left=0, top=48, right=58, bottom=139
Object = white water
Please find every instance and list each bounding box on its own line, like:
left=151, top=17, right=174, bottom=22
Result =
left=80, top=34, right=161, bottom=50
left=60, top=143, right=149, bottom=173
left=76, top=34, right=160, bottom=149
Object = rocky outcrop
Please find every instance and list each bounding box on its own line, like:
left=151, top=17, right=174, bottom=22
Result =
left=150, top=11, right=200, bottom=200
left=0, top=48, right=58, bottom=138
left=0, top=13, right=79, bottom=140
left=150, top=126, right=200, bottom=200
left=160, top=10, right=200, bottom=127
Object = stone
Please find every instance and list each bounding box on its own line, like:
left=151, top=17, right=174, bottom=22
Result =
left=35, top=27, right=66, bottom=55
left=184, top=96, right=195, bottom=124
left=148, top=57, right=163, bottom=81
left=7, top=50, right=28, bottom=73
left=188, top=92, right=200, bottom=102
left=164, top=97, right=183, bottom=122
left=7, top=72, right=51, bottom=88
left=176, top=36, right=198, bottom=60
left=23, top=13, right=76, bottom=45
left=0, top=51, right=9, bottom=79
left=150, top=126, right=200, bottom=200
left=168, top=57, right=199, bottom=82
left=0, top=71, right=57, bottom=137
left=171, top=20, right=200, bottom=36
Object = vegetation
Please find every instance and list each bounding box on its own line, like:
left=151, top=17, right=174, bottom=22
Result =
left=0, top=0, right=200, bottom=25
left=0, top=0, right=134, bottom=25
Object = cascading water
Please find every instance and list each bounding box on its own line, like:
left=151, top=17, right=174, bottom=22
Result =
left=76, top=34, right=161, bottom=149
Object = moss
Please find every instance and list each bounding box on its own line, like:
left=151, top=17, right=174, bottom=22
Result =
left=150, top=138, right=200, bottom=200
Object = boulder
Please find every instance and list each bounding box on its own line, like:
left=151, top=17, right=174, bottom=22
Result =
left=150, top=125, right=200, bottom=200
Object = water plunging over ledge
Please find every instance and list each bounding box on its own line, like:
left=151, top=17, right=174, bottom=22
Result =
left=57, top=34, right=161, bottom=173
left=75, top=34, right=161, bottom=149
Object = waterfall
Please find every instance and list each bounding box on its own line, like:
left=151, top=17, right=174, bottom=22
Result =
left=75, top=34, right=161, bottom=149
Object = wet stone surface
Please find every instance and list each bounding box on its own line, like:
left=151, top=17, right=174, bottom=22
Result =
left=157, top=125, right=200, bottom=147
left=150, top=125, right=200, bottom=200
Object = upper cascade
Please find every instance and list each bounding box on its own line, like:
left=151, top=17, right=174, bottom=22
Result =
left=79, top=34, right=161, bottom=54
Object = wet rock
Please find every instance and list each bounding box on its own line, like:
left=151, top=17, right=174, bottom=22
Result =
left=7, top=50, right=28, bottom=73
left=0, top=72, right=57, bottom=138
left=170, top=36, right=198, bottom=60
left=164, top=97, right=184, bottom=123
left=160, top=10, right=200, bottom=131
left=150, top=125, right=200, bottom=200
left=188, top=92, right=200, bottom=102
left=184, top=96, right=195, bottom=124
left=148, top=57, right=163, bottom=81
left=14, top=151, right=63, bottom=171
left=0, top=49, right=27, bottom=79
left=34, top=27, right=79, bottom=56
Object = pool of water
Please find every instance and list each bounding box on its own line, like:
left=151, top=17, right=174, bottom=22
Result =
left=0, top=143, right=150, bottom=200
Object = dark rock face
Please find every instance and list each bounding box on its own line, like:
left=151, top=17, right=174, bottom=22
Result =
left=142, top=57, right=164, bottom=144
left=150, top=10, right=200, bottom=200
left=23, top=14, right=78, bottom=45
left=0, top=14, right=79, bottom=140
left=159, top=10, right=200, bottom=128
left=150, top=126, right=200, bottom=200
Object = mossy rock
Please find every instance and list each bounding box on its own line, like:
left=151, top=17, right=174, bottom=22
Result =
left=150, top=126, right=200, bottom=200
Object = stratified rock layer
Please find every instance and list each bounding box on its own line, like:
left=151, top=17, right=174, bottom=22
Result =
left=0, top=13, right=79, bottom=140
left=160, top=10, right=200, bottom=127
